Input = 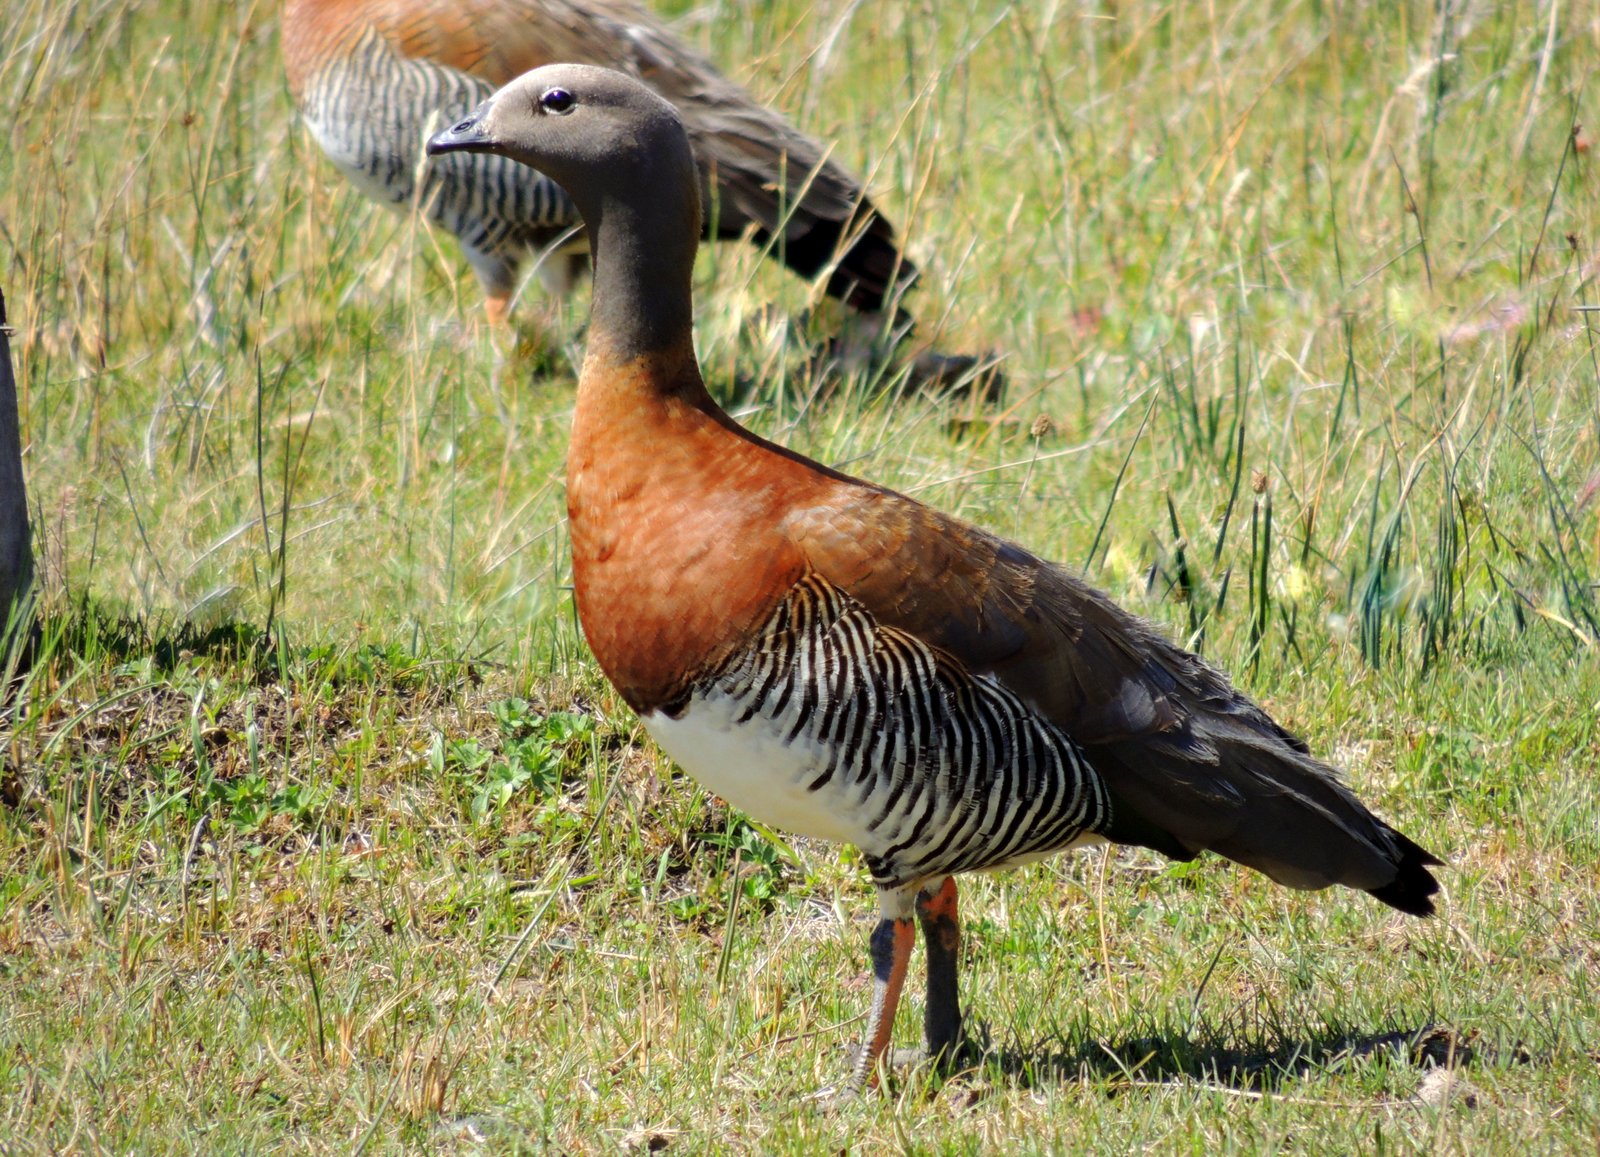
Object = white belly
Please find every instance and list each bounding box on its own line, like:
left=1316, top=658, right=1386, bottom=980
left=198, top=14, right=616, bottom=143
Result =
left=642, top=695, right=873, bottom=848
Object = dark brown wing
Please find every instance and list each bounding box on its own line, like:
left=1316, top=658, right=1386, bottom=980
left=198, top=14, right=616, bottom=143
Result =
left=564, top=2, right=908, bottom=305
left=785, top=485, right=1441, bottom=914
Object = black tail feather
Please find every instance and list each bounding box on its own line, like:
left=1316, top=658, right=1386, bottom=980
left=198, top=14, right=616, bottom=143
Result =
left=1365, top=830, right=1445, bottom=916
left=740, top=211, right=915, bottom=314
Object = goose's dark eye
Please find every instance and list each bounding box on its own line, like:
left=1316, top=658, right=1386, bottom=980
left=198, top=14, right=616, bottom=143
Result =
left=540, top=88, right=576, bottom=115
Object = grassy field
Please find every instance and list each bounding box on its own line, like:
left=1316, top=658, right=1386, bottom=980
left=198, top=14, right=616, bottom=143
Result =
left=3, top=0, right=1599, bottom=1150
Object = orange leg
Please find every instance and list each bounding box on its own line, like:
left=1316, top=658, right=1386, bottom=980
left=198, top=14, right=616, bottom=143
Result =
left=484, top=292, right=512, bottom=327
left=916, top=876, right=963, bottom=1063
left=850, top=912, right=915, bottom=1090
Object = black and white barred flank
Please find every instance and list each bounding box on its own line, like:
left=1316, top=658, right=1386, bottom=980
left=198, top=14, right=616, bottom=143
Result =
left=299, top=28, right=578, bottom=296
left=685, top=575, right=1112, bottom=889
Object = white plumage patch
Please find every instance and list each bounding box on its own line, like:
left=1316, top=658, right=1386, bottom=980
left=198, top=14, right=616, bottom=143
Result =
left=642, top=696, right=876, bottom=849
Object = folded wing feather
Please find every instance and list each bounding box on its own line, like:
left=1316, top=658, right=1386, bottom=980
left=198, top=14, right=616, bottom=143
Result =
left=785, top=484, right=1437, bottom=902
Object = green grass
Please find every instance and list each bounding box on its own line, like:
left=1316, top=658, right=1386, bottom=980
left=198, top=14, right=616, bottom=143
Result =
left=3, top=0, right=1599, bottom=1150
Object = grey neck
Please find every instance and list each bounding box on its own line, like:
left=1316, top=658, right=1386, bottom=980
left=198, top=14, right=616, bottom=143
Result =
left=582, top=185, right=700, bottom=362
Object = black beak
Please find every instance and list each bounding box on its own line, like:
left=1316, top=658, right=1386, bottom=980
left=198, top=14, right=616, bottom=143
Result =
left=426, top=104, right=494, bottom=156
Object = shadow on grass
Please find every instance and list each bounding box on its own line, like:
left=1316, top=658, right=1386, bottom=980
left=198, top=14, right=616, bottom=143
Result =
left=15, top=599, right=484, bottom=693
left=3, top=600, right=268, bottom=680
left=947, top=1021, right=1479, bottom=1094
left=70, top=610, right=268, bottom=673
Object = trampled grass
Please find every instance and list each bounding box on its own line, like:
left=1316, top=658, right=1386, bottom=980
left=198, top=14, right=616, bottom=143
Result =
left=2, top=0, right=1599, bottom=1151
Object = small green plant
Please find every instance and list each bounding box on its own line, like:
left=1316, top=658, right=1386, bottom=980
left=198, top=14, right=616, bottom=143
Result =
left=431, top=700, right=593, bottom=821
left=200, top=772, right=330, bottom=837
